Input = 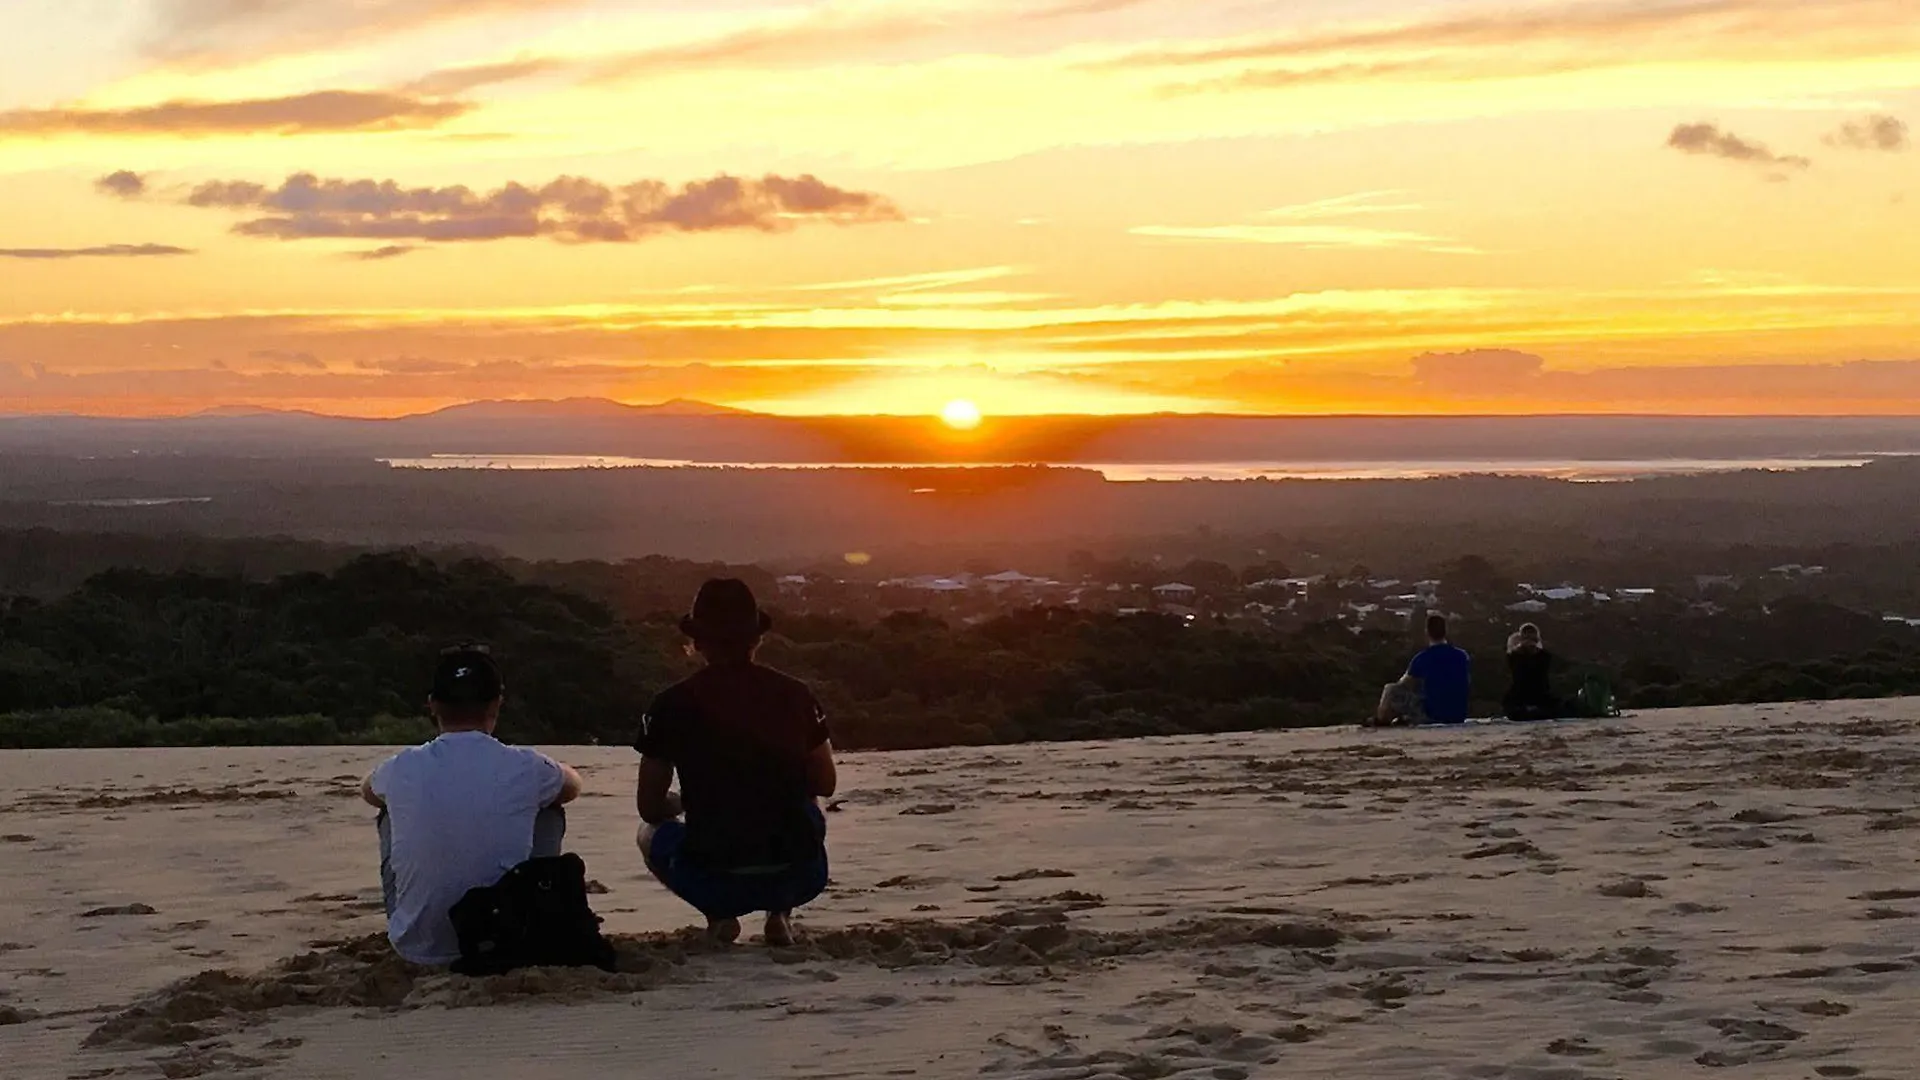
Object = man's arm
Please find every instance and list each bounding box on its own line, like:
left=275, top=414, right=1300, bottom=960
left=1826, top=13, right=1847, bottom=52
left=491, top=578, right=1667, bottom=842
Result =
left=804, top=740, right=838, bottom=798
left=360, top=774, right=385, bottom=809
left=635, top=757, right=680, bottom=824
left=551, top=761, right=584, bottom=807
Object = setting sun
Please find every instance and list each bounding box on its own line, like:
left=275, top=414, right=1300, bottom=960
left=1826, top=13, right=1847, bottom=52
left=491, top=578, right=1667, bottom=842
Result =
left=941, top=399, right=983, bottom=430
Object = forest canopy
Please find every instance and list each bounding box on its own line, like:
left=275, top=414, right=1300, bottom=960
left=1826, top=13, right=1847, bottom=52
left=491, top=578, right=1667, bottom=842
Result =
left=3, top=551, right=1917, bottom=749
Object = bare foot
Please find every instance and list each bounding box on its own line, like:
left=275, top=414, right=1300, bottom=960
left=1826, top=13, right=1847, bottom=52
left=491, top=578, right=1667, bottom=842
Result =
left=706, top=916, right=741, bottom=944
left=764, top=912, right=795, bottom=948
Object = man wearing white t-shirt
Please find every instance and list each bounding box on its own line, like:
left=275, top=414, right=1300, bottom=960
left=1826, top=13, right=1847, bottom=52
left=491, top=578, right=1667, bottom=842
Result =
left=361, top=645, right=584, bottom=965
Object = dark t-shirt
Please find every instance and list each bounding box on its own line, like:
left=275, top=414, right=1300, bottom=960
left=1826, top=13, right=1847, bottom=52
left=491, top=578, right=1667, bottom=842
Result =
left=1408, top=643, right=1472, bottom=724
left=635, top=663, right=829, bottom=870
left=1506, top=648, right=1554, bottom=706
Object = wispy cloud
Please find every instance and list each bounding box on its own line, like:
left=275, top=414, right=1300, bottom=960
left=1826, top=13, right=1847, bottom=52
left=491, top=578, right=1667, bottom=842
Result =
left=1667, top=123, right=1811, bottom=173
left=786, top=266, right=1022, bottom=294
left=1263, top=191, right=1427, bottom=220
left=1131, top=191, right=1477, bottom=253
left=1131, top=224, right=1480, bottom=253
left=349, top=245, right=420, bottom=260
left=247, top=349, right=325, bottom=370
left=399, top=57, right=567, bottom=97
left=1117, top=0, right=1909, bottom=66
left=1826, top=113, right=1910, bottom=151
left=145, top=0, right=599, bottom=65
left=356, top=356, right=468, bottom=375
left=0, top=244, right=193, bottom=260
left=567, top=0, right=1164, bottom=83
left=141, top=171, right=901, bottom=243
left=1111, top=0, right=1920, bottom=94
left=0, top=91, right=469, bottom=139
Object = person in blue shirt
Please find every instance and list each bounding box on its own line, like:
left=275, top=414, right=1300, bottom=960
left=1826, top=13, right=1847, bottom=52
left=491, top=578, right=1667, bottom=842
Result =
left=1372, top=614, right=1472, bottom=726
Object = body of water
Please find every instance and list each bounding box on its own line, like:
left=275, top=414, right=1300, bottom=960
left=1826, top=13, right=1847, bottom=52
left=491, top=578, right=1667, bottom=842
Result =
left=377, top=454, right=1904, bottom=483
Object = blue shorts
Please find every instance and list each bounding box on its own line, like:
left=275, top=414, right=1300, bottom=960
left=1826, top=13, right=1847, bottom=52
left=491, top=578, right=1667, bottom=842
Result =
left=648, top=806, right=829, bottom=920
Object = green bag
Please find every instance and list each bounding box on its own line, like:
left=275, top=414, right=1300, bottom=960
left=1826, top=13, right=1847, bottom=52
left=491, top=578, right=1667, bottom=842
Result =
left=1574, top=674, right=1618, bottom=718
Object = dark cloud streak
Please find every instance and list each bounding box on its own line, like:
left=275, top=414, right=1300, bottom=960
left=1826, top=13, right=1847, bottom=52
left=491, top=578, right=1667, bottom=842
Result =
left=0, top=244, right=193, bottom=260
left=349, top=245, right=422, bottom=260
left=94, top=171, right=148, bottom=198
left=0, top=91, right=469, bottom=138
left=1667, top=123, right=1811, bottom=171
left=163, top=171, right=902, bottom=243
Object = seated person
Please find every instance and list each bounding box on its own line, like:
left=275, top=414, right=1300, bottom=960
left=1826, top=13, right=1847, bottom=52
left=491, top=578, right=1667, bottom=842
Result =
left=361, top=645, right=583, bottom=966
left=1503, top=623, right=1558, bottom=721
left=635, top=579, right=837, bottom=947
left=1373, top=614, right=1473, bottom=726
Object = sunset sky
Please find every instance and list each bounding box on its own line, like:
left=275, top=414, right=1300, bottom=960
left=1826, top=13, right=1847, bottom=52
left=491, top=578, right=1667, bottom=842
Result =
left=2, top=0, right=1918, bottom=417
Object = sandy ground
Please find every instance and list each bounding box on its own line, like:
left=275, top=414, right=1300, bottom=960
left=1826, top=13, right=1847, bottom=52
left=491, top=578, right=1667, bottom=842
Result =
left=3, top=698, right=1918, bottom=1080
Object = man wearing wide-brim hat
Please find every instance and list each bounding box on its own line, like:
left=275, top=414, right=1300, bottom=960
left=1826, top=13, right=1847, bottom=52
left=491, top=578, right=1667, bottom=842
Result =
left=634, top=579, right=838, bottom=946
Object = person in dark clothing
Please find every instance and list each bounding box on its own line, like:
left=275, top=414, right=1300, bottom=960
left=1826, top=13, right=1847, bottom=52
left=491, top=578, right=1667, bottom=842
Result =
left=634, top=579, right=838, bottom=947
left=1503, top=623, right=1558, bottom=722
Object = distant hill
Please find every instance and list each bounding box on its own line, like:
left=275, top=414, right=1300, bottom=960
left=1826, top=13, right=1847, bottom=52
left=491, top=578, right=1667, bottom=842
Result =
left=6, top=403, right=1920, bottom=466
left=416, top=397, right=749, bottom=421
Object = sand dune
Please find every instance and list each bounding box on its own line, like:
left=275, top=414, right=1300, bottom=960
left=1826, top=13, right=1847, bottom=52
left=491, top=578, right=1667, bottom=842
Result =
left=4, top=699, right=1917, bottom=1079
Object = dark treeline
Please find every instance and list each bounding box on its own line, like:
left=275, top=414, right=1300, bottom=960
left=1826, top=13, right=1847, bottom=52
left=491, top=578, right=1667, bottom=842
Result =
left=4, top=552, right=1919, bottom=750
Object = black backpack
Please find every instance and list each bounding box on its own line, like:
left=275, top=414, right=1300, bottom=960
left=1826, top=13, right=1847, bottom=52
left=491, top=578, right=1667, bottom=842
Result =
left=447, top=853, right=618, bottom=976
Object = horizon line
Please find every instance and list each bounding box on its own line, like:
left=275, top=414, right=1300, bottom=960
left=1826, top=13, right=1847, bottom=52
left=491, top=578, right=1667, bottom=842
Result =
left=10, top=398, right=1920, bottom=424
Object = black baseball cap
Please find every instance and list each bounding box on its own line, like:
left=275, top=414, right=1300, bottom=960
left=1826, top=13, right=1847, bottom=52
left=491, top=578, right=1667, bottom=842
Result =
left=431, top=644, right=503, bottom=706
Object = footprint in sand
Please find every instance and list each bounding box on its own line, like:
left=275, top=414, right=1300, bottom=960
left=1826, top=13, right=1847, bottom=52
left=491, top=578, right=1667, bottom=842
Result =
left=80, top=903, right=157, bottom=917
left=1462, top=839, right=1551, bottom=861
left=994, top=869, right=1077, bottom=883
